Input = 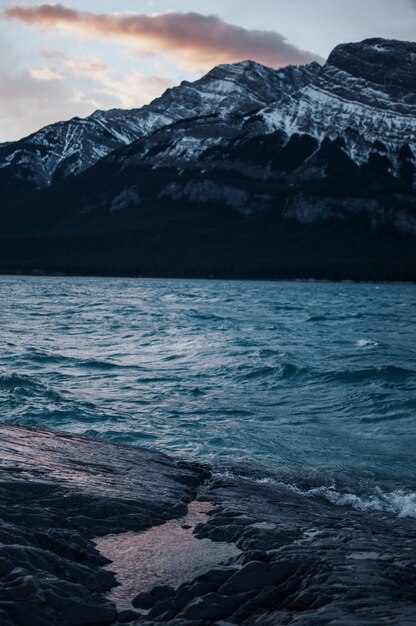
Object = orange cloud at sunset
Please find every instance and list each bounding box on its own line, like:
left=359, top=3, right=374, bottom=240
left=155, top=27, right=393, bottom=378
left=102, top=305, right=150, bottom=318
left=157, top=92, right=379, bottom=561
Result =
left=4, top=4, right=322, bottom=72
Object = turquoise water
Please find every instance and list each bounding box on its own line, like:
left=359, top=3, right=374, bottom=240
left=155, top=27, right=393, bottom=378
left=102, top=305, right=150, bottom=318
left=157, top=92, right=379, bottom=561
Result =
left=1, top=276, right=415, bottom=513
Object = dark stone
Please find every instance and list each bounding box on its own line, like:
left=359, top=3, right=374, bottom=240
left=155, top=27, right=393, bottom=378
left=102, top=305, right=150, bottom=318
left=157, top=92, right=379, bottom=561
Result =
left=132, top=585, right=175, bottom=609
left=180, top=592, right=249, bottom=620
left=4, top=424, right=416, bottom=626
left=146, top=600, right=176, bottom=620
left=285, top=591, right=317, bottom=611
left=270, top=559, right=302, bottom=584
left=117, top=609, right=140, bottom=623
left=220, top=561, right=275, bottom=594
left=0, top=426, right=205, bottom=626
left=193, top=567, right=237, bottom=588
left=236, top=550, right=268, bottom=564
left=236, top=526, right=297, bottom=551
left=171, top=581, right=218, bottom=612
left=230, top=586, right=282, bottom=621
left=196, top=522, right=245, bottom=543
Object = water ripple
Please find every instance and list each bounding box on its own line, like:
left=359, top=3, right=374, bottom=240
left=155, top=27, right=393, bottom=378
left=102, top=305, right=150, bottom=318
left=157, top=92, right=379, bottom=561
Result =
left=0, top=276, right=415, bottom=496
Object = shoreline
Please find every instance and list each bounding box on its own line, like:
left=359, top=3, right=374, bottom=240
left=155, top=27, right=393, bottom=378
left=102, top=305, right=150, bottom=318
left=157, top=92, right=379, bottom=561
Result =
left=1, top=424, right=416, bottom=625
left=0, top=271, right=415, bottom=286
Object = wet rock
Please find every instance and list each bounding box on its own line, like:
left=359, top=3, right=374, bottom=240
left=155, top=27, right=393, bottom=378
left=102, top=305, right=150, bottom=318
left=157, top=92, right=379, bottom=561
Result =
left=146, top=600, right=176, bottom=620
left=269, top=559, right=304, bottom=584
left=195, top=522, right=245, bottom=543
left=0, top=609, right=15, bottom=626
left=236, top=550, right=267, bottom=565
left=171, top=581, right=222, bottom=613
left=118, top=609, right=141, bottom=622
left=284, top=590, right=317, bottom=611
left=180, top=592, right=251, bottom=620
left=169, top=568, right=237, bottom=612
left=194, top=567, right=237, bottom=589
left=236, top=526, right=297, bottom=551
left=0, top=425, right=206, bottom=626
left=133, top=586, right=175, bottom=609
left=219, top=561, right=275, bottom=594
left=230, top=586, right=283, bottom=622
left=3, top=425, right=416, bottom=626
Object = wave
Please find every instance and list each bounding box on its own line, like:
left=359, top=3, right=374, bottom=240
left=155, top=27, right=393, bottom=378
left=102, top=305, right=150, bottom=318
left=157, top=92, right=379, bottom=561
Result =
left=306, top=313, right=367, bottom=322
left=214, top=471, right=416, bottom=519
left=356, top=338, right=379, bottom=348
left=21, top=348, right=140, bottom=371
left=239, top=362, right=307, bottom=381
left=0, top=372, right=62, bottom=399
left=189, top=310, right=228, bottom=322
left=0, top=371, right=98, bottom=413
left=306, top=315, right=329, bottom=322
left=0, top=372, right=37, bottom=391
left=329, top=365, right=415, bottom=383
left=237, top=363, right=413, bottom=386
left=298, top=485, right=416, bottom=519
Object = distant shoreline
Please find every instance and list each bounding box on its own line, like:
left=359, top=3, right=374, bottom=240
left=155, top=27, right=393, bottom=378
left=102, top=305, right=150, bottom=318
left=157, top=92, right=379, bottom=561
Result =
left=0, top=270, right=415, bottom=285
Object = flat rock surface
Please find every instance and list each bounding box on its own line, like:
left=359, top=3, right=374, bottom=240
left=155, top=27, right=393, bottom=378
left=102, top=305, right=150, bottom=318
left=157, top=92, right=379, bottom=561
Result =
left=120, top=472, right=416, bottom=625
left=0, top=425, right=206, bottom=626
left=1, top=425, right=416, bottom=626
left=0, top=424, right=203, bottom=504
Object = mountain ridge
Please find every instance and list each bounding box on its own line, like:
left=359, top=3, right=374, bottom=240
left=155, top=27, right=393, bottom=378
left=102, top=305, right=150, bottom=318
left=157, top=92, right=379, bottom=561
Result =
left=0, top=38, right=415, bottom=281
left=0, top=59, right=316, bottom=201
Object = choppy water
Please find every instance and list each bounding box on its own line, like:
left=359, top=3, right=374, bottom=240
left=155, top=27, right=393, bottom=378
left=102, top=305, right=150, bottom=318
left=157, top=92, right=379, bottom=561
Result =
left=1, top=276, right=415, bottom=516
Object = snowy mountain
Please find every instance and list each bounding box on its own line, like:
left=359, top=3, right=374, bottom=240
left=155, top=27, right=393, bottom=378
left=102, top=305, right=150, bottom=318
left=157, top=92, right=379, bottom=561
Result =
left=0, top=60, right=317, bottom=201
left=113, top=38, right=415, bottom=233
left=0, top=38, right=415, bottom=280
left=258, top=38, right=416, bottom=171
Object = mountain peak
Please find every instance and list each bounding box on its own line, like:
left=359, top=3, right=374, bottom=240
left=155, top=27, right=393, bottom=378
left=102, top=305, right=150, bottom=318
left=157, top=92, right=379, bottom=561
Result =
left=202, top=58, right=278, bottom=81
left=230, top=59, right=265, bottom=68
left=326, top=37, right=416, bottom=99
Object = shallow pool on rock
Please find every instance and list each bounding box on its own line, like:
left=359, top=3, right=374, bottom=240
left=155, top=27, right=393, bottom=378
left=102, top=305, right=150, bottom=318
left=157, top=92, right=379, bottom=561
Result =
left=96, top=501, right=241, bottom=611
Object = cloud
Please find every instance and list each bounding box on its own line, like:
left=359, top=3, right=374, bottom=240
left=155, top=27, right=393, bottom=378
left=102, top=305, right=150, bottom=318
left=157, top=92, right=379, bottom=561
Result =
left=0, top=61, right=95, bottom=141
left=3, top=4, right=323, bottom=71
left=0, top=36, right=173, bottom=142
left=31, top=48, right=174, bottom=109
left=95, top=71, right=174, bottom=109
left=37, top=50, right=110, bottom=77
left=30, top=66, right=63, bottom=81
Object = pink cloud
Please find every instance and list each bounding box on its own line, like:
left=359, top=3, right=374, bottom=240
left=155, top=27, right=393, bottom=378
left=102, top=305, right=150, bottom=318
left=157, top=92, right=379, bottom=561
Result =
left=4, top=4, right=323, bottom=71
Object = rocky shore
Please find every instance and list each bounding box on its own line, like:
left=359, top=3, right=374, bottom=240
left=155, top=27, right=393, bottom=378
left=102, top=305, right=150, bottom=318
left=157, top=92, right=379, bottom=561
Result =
left=1, top=425, right=416, bottom=625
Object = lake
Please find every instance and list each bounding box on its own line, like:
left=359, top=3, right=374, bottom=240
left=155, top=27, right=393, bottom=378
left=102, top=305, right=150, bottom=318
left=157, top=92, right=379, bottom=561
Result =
left=1, top=275, right=415, bottom=517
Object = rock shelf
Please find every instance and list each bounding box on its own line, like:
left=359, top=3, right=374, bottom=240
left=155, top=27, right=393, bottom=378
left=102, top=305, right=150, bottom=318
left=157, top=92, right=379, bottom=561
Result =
left=1, top=425, right=416, bottom=625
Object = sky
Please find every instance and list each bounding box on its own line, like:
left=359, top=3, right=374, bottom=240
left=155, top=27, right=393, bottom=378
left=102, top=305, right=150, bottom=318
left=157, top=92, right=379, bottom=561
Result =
left=1, top=0, right=416, bottom=142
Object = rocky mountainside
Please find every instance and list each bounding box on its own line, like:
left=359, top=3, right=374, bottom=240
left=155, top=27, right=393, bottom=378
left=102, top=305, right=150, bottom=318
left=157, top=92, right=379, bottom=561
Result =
left=258, top=38, right=416, bottom=169
left=0, top=60, right=316, bottom=201
left=106, top=38, right=415, bottom=232
left=0, top=38, right=415, bottom=280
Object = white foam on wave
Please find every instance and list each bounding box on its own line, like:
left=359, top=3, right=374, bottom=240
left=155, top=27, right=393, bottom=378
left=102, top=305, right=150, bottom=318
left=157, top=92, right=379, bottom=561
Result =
left=288, top=484, right=416, bottom=519
left=356, top=338, right=379, bottom=348
left=214, top=471, right=416, bottom=519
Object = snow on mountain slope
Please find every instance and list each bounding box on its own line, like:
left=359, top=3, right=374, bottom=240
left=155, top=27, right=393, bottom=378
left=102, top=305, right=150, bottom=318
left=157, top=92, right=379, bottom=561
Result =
left=0, top=108, right=169, bottom=189
left=66, top=38, right=414, bottom=236
left=108, top=62, right=319, bottom=170
left=0, top=38, right=415, bottom=245
left=259, top=39, right=416, bottom=173
left=97, top=39, right=415, bottom=184
left=0, top=60, right=319, bottom=198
